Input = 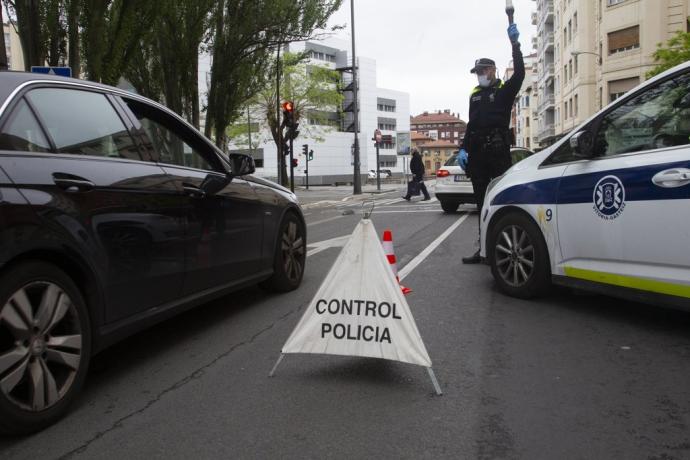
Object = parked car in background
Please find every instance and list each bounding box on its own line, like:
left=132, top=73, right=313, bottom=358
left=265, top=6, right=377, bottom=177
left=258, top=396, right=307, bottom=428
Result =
left=435, top=147, right=534, bottom=213
left=0, top=72, right=307, bottom=434
left=368, top=169, right=392, bottom=178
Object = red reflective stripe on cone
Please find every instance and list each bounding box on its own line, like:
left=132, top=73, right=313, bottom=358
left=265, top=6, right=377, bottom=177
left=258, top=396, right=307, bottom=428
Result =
left=381, top=229, right=411, bottom=295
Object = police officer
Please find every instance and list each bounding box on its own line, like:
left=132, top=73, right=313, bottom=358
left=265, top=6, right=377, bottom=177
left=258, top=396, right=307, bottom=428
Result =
left=460, top=23, right=524, bottom=264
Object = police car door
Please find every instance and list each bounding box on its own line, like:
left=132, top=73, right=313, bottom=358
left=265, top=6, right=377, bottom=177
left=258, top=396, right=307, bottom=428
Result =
left=555, top=69, right=690, bottom=298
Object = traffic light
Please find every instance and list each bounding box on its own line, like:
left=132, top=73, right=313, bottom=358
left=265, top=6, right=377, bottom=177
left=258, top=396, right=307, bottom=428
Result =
left=282, top=138, right=290, bottom=156
left=302, top=144, right=308, bottom=156
left=291, top=158, right=298, bottom=168
left=308, top=150, right=314, bottom=161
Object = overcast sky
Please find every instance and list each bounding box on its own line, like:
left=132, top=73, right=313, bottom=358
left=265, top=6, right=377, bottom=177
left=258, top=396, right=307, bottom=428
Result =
left=324, top=0, right=537, bottom=121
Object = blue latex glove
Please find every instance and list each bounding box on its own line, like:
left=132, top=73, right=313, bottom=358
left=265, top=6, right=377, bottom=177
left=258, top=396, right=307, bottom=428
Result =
left=508, top=24, right=520, bottom=44
left=458, top=149, right=468, bottom=171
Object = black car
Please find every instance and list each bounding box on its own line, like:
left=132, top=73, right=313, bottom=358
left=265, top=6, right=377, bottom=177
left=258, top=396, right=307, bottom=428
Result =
left=0, top=72, right=306, bottom=434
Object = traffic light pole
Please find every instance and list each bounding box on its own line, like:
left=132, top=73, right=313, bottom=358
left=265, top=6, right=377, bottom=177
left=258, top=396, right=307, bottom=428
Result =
left=350, top=0, right=361, bottom=195
left=289, top=136, right=295, bottom=192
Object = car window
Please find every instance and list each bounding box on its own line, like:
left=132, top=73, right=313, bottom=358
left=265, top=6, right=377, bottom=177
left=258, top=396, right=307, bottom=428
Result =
left=510, top=148, right=532, bottom=164
left=0, top=98, right=51, bottom=152
left=123, top=98, right=217, bottom=172
left=594, top=71, right=690, bottom=157
left=444, top=154, right=458, bottom=166
left=26, top=88, right=140, bottom=159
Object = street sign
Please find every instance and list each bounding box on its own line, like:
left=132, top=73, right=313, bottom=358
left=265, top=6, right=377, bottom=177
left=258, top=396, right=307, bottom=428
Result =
left=30, top=66, right=72, bottom=78
left=397, top=132, right=411, bottom=155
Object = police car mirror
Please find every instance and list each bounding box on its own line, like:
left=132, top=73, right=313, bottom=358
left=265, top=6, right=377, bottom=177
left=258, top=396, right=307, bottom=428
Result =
left=570, top=130, right=594, bottom=158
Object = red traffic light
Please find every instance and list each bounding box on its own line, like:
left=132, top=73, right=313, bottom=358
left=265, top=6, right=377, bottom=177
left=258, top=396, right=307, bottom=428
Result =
left=291, top=158, right=298, bottom=168
left=281, top=101, right=294, bottom=112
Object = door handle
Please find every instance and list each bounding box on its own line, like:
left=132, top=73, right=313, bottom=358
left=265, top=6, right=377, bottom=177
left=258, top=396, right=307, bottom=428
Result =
left=52, top=174, right=95, bottom=192
left=182, top=183, right=206, bottom=199
left=652, top=168, right=690, bottom=188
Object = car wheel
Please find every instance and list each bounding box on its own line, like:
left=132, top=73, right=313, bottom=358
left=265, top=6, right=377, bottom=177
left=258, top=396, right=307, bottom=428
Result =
left=488, top=212, right=550, bottom=299
left=260, top=212, right=306, bottom=292
left=0, top=261, right=91, bottom=435
left=440, top=199, right=459, bottom=213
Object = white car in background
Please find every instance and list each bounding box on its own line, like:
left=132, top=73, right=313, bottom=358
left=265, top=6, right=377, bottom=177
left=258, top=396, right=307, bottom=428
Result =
left=435, top=147, right=534, bottom=213
left=480, top=61, right=690, bottom=309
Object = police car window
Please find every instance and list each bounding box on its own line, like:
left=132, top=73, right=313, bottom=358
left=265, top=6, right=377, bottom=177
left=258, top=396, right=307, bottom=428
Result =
left=594, top=72, right=690, bottom=157
left=26, top=88, right=140, bottom=160
left=0, top=98, right=51, bottom=152
left=123, top=98, right=218, bottom=172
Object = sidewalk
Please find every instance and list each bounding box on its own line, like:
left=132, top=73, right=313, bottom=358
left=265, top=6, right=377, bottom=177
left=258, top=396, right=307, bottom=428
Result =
left=294, top=179, right=436, bottom=206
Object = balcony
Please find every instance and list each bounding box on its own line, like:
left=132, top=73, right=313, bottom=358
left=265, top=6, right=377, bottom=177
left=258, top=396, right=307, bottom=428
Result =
left=538, top=93, right=555, bottom=112
left=538, top=3, right=554, bottom=29
left=531, top=11, right=538, bottom=25
left=539, top=63, right=554, bottom=83
left=538, top=34, right=554, bottom=54
left=537, top=123, right=556, bottom=143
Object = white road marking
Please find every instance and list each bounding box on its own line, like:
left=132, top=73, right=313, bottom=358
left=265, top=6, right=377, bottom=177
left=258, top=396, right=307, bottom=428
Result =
left=306, top=234, right=351, bottom=257
left=398, top=213, right=470, bottom=281
left=307, top=215, right=345, bottom=227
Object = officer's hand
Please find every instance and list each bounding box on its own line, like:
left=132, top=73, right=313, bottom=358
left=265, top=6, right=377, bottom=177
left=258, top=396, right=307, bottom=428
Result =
left=508, top=24, right=520, bottom=44
left=458, top=149, right=468, bottom=171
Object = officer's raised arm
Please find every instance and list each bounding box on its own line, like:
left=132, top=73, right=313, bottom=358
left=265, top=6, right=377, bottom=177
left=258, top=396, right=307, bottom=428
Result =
left=503, top=24, right=525, bottom=98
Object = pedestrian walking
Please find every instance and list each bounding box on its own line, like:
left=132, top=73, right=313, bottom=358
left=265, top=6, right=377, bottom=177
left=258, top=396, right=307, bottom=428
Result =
left=459, top=22, right=524, bottom=264
left=402, top=149, right=430, bottom=201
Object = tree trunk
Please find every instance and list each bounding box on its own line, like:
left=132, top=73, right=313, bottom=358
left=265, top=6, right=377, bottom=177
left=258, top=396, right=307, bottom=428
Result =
left=16, top=0, right=45, bottom=70
left=68, top=0, right=80, bottom=78
left=205, top=0, right=225, bottom=141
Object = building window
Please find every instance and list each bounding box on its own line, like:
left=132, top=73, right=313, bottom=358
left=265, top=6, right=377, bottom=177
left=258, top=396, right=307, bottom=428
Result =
left=564, top=101, right=568, bottom=119
left=569, top=98, right=573, bottom=118
left=569, top=59, right=573, bottom=80
left=574, top=55, right=578, bottom=74
left=574, top=94, right=578, bottom=116
left=607, top=0, right=627, bottom=5
left=608, top=25, right=640, bottom=55
left=608, top=76, right=639, bottom=102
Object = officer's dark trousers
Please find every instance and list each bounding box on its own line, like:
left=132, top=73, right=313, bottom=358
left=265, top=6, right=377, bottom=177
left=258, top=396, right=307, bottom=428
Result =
left=467, top=143, right=512, bottom=246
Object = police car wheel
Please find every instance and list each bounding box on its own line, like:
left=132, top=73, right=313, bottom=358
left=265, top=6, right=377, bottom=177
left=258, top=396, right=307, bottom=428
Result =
left=488, top=213, right=550, bottom=298
left=440, top=200, right=459, bottom=213
left=0, top=261, right=91, bottom=435
left=260, top=212, right=306, bottom=292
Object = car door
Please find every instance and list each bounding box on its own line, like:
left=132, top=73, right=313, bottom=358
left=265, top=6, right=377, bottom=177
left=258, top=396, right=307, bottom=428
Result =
left=0, top=85, right=187, bottom=324
left=118, top=96, right=264, bottom=297
left=555, top=70, right=690, bottom=293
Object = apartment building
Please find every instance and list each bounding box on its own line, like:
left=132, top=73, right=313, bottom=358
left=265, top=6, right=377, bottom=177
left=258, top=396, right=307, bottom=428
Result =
left=410, top=110, right=467, bottom=146
left=533, top=0, right=690, bottom=147
left=508, top=53, right=539, bottom=150
left=3, top=23, right=25, bottom=71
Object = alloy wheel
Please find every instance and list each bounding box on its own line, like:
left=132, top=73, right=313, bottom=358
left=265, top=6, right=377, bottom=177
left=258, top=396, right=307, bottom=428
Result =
left=0, top=281, right=82, bottom=412
left=281, top=221, right=305, bottom=283
left=494, top=224, right=535, bottom=288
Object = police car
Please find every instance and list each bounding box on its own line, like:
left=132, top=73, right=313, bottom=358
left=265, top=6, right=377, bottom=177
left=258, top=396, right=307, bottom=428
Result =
left=479, top=61, right=690, bottom=310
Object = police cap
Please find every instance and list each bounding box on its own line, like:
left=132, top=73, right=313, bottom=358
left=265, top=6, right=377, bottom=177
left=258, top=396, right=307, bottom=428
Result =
left=470, top=58, right=496, bottom=74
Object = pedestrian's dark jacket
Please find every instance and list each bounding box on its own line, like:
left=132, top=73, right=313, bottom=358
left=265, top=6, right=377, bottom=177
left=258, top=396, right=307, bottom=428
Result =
left=461, top=42, right=525, bottom=152
left=410, top=152, right=424, bottom=181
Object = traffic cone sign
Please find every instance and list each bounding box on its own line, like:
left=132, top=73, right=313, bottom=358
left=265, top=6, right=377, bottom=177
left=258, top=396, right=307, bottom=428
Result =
left=382, top=229, right=412, bottom=295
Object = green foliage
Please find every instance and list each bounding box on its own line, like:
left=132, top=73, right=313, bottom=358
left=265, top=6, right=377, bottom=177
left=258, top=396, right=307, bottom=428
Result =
left=647, top=30, right=690, bottom=79
left=205, top=0, right=343, bottom=150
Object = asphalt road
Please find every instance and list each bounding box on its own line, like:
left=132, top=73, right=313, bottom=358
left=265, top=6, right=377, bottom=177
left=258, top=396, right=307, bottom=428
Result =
left=2, top=186, right=690, bottom=459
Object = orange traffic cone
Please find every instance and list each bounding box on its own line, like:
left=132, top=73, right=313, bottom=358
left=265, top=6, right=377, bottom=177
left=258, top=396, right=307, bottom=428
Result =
left=382, top=229, right=412, bottom=295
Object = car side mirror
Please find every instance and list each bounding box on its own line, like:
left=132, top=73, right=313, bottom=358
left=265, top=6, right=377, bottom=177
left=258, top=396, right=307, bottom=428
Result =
left=228, top=153, right=255, bottom=176
left=570, top=130, right=594, bottom=158
left=200, top=173, right=230, bottom=196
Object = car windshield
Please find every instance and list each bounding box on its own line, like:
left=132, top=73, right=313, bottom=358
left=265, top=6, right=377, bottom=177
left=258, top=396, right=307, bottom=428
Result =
left=444, top=154, right=458, bottom=166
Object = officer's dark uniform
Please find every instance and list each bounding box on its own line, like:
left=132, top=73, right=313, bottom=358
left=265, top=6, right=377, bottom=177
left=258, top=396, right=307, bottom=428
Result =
left=462, top=43, right=525, bottom=216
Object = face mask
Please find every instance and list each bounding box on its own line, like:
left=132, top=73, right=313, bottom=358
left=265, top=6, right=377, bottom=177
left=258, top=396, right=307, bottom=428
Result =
left=478, top=75, right=491, bottom=87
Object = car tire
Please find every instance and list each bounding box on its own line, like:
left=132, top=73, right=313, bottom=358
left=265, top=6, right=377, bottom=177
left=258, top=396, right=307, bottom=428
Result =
left=0, top=261, right=91, bottom=435
left=488, top=212, right=550, bottom=299
left=440, top=199, right=459, bottom=213
left=260, top=212, right=306, bottom=292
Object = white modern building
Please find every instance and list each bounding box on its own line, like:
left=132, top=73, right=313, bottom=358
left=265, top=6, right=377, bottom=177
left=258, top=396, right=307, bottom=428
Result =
left=231, top=38, right=410, bottom=185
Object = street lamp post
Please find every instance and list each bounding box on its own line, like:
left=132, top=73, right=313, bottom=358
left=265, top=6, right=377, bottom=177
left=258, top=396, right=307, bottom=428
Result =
left=571, top=50, right=601, bottom=65
left=373, top=129, right=382, bottom=191
left=350, top=0, right=361, bottom=194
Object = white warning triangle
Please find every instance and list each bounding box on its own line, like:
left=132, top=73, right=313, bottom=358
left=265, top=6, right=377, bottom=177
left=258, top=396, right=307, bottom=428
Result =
left=281, top=219, right=432, bottom=367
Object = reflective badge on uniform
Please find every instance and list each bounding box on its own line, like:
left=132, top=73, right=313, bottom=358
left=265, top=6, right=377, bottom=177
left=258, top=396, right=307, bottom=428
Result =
left=593, top=175, right=626, bottom=220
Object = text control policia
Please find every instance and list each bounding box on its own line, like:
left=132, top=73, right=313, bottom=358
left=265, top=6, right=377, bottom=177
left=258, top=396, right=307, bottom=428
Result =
left=315, top=298, right=403, bottom=343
